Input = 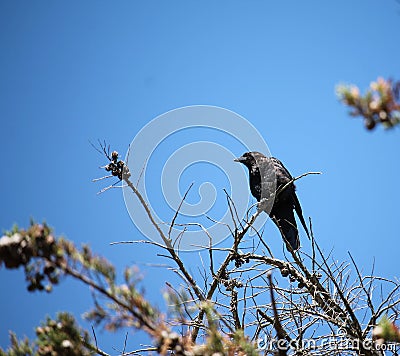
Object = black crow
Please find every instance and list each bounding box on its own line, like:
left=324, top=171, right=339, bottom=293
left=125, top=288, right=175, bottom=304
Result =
left=234, top=151, right=310, bottom=251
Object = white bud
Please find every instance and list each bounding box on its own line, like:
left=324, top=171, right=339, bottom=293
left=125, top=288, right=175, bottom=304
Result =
left=61, top=340, right=72, bottom=348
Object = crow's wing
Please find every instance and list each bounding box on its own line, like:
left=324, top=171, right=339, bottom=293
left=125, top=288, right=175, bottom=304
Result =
left=270, top=157, right=293, bottom=182
left=271, top=157, right=310, bottom=240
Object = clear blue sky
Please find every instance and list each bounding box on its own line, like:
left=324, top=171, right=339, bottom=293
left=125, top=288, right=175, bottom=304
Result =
left=1, top=0, right=400, bottom=352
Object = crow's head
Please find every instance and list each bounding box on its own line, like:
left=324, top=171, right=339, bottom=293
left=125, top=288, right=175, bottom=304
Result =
left=234, top=151, right=265, bottom=169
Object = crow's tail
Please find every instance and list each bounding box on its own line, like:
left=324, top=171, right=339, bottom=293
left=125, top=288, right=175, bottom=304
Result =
left=272, top=206, right=300, bottom=251
left=293, top=192, right=310, bottom=239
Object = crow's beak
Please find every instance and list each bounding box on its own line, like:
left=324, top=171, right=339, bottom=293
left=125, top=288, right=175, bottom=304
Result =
left=234, top=156, right=245, bottom=163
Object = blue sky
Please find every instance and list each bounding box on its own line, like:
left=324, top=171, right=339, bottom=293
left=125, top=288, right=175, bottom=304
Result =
left=1, top=0, right=400, bottom=352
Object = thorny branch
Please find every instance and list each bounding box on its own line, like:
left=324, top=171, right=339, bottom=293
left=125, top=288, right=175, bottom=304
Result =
left=99, top=147, right=399, bottom=355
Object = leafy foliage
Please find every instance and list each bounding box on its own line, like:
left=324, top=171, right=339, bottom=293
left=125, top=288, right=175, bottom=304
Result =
left=0, top=224, right=258, bottom=355
left=337, top=77, right=400, bottom=130
left=0, top=313, right=92, bottom=356
left=373, top=316, right=400, bottom=344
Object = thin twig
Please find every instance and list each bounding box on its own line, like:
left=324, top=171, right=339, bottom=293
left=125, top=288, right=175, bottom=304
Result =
left=168, top=182, right=194, bottom=238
